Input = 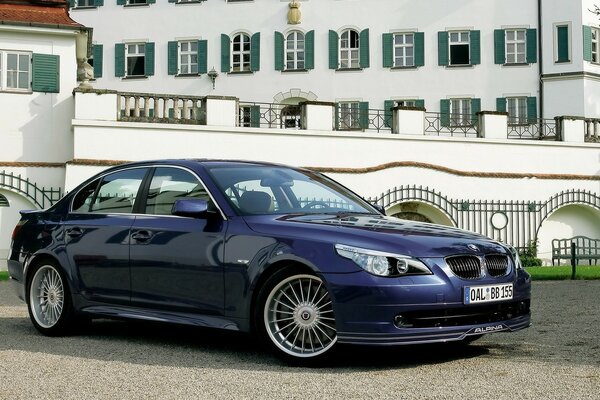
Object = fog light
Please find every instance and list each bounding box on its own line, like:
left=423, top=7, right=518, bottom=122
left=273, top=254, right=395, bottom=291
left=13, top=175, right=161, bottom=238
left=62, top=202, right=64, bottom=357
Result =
left=394, top=315, right=413, bottom=328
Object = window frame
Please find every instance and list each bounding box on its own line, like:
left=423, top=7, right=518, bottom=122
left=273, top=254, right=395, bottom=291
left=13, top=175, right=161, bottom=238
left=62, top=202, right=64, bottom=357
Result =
left=126, top=0, right=149, bottom=5
left=74, top=0, right=96, bottom=7
left=505, top=29, right=526, bottom=64
left=448, top=31, right=471, bottom=66
left=285, top=31, right=305, bottom=71
left=393, top=32, right=415, bottom=67
left=339, top=29, right=360, bottom=69
left=0, top=50, right=32, bottom=92
left=592, top=27, right=600, bottom=64
left=554, top=23, right=571, bottom=63
left=449, top=98, right=472, bottom=127
left=231, top=33, right=251, bottom=72
left=506, top=97, right=528, bottom=126
left=125, top=42, right=146, bottom=77
left=338, top=101, right=361, bottom=130
left=178, top=40, right=199, bottom=75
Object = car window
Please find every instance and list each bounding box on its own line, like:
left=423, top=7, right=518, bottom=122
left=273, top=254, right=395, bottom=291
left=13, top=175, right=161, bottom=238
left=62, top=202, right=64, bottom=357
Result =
left=90, top=168, right=147, bottom=214
left=72, top=179, right=100, bottom=213
left=145, top=167, right=211, bottom=215
left=227, top=180, right=278, bottom=212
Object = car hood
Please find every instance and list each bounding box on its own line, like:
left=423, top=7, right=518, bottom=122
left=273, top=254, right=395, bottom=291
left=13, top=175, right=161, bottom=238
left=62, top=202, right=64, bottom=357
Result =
left=242, top=213, right=508, bottom=258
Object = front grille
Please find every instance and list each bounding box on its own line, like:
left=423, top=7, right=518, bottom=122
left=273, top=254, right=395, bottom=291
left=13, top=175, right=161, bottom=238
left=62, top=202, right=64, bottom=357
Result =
left=485, top=254, right=509, bottom=277
left=395, top=300, right=530, bottom=328
left=446, top=256, right=481, bottom=279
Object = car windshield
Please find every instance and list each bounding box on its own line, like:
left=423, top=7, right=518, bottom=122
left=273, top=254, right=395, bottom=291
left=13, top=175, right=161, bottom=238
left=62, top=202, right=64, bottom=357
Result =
left=206, top=165, right=378, bottom=216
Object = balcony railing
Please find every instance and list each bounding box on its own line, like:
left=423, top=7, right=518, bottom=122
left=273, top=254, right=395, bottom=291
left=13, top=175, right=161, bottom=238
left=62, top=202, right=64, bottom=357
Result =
left=238, top=102, right=302, bottom=129
left=585, top=119, right=600, bottom=143
left=118, top=92, right=206, bottom=124
left=424, top=113, right=479, bottom=137
left=507, top=118, right=557, bottom=140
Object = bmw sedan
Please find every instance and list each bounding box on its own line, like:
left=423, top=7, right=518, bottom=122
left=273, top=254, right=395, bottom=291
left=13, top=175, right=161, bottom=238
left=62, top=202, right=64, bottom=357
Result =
left=8, top=160, right=531, bottom=364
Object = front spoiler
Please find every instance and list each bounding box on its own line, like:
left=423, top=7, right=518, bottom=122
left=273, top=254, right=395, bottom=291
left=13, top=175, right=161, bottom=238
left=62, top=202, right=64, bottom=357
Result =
left=337, top=314, right=530, bottom=346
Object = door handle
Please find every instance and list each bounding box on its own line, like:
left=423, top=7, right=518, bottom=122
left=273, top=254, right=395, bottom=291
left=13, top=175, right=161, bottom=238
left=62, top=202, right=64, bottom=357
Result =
left=131, top=230, right=152, bottom=242
left=66, top=227, right=83, bottom=238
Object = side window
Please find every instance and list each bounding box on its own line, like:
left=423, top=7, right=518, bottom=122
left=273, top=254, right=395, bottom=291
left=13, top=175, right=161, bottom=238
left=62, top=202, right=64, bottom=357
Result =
left=145, top=167, right=210, bottom=215
left=90, top=168, right=147, bottom=214
left=71, top=179, right=100, bottom=213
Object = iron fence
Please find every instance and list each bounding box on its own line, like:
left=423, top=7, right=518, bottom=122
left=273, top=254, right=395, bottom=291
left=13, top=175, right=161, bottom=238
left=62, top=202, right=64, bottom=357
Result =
left=424, top=113, right=479, bottom=137
left=507, top=118, right=557, bottom=140
left=238, top=102, right=302, bottom=129
left=0, top=171, right=62, bottom=209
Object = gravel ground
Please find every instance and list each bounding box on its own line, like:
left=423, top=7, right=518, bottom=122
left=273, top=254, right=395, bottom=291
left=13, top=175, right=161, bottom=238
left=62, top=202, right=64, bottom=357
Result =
left=0, top=280, right=599, bottom=399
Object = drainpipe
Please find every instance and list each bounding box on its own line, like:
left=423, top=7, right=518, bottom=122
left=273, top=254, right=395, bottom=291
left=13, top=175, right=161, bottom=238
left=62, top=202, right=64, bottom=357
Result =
left=538, top=0, right=544, bottom=119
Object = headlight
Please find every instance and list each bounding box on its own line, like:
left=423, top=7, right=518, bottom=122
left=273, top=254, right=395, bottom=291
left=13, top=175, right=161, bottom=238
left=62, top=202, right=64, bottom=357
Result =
left=507, top=245, right=523, bottom=270
left=335, top=244, right=432, bottom=277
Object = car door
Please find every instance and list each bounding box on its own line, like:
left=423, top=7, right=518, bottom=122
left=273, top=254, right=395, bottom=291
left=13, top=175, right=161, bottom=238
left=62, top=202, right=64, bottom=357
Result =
left=129, top=166, right=226, bottom=315
left=63, top=167, right=149, bottom=305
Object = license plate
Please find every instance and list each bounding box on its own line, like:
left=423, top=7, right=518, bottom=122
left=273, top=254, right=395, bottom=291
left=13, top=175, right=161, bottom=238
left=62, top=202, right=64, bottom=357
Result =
left=464, top=283, right=513, bottom=304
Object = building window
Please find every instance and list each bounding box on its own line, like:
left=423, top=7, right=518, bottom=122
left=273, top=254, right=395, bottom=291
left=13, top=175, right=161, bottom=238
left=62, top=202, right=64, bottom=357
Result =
left=397, top=100, right=417, bottom=107
left=126, top=0, right=148, bottom=5
left=338, top=102, right=360, bottom=129
left=339, top=29, right=360, bottom=69
left=281, top=105, right=302, bottom=129
left=126, top=43, right=145, bottom=76
left=556, top=25, right=570, bottom=62
left=592, top=27, right=599, bottom=63
left=286, top=31, right=305, bottom=70
left=0, top=194, right=8, bottom=207
left=506, top=29, right=526, bottom=64
left=232, top=33, right=251, bottom=72
left=75, top=0, right=94, bottom=6
left=449, top=31, right=470, bottom=65
left=179, top=41, right=198, bottom=74
left=507, top=97, right=528, bottom=125
left=393, top=33, right=414, bottom=67
left=1, top=51, right=31, bottom=91
left=450, top=99, right=472, bottom=126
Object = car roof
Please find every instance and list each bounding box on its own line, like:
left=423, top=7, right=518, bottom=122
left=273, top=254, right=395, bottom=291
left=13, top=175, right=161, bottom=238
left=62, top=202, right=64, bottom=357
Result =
left=112, top=159, right=311, bottom=171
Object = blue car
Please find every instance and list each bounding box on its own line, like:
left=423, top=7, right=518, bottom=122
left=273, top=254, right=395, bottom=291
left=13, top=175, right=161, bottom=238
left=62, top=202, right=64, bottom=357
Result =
left=8, top=160, right=531, bottom=364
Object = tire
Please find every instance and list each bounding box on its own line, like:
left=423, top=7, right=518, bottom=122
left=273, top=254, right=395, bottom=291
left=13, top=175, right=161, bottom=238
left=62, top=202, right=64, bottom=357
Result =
left=26, top=261, right=76, bottom=336
left=255, top=268, right=338, bottom=365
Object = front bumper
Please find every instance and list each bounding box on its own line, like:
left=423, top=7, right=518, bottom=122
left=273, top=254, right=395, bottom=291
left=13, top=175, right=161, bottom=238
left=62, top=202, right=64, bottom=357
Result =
left=325, top=266, right=531, bottom=346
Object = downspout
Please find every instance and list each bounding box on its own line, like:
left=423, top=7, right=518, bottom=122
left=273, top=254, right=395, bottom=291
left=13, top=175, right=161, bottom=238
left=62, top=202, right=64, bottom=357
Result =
left=538, top=0, right=544, bottom=119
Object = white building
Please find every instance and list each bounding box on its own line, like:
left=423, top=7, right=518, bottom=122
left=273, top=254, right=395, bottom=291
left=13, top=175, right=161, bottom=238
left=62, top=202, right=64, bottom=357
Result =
left=0, top=0, right=599, bottom=266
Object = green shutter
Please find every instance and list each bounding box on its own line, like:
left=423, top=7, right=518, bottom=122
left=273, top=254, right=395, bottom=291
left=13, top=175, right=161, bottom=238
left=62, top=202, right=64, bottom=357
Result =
left=117, top=0, right=125, bottom=5
left=438, top=31, right=449, bottom=66
left=359, top=29, right=370, bottom=68
left=557, top=26, right=569, bottom=62
left=147, top=0, right=155, bottom=4
left=526, top=29, right=537, bottom=63
left=94, top=0, right=104, bottom=6
left=415, top=99, right=425, bottom=108
left=440, top=99, right=450, bottom=126
left=92, top=44, right=103, bottom=78
left=494, top=29, right=505, bottom=64
left=334, top=103, right=340, bottom=130
left=169, top=0, right=177, bottom=2
left=274, top=31, right=284, bottom=71
left=114, top=43, right=125, bottom=77
left=471, top=98, right=481, bottom=124
left=496, top=97, right=507, bottom=112
left=168, top=41, right=178, bottom=75
left=382, top=33, right=393, bottom=68
left=414, top=32, right=425, bottom=67
left=67, top=0, right=74, bottom=7
left=527, top=97, right=537, bottom=123
left=221, top=34, right=231, bottom=73
left=383, top=100, right=394, bottom=128
left=198, top=40, right=207, bottom=74
left=32, top=53, right=59, bottom=93
left=250, top=32, right=260, bottom=72
left=359, top=102, right=369, bottom=129
left=583, top=26, right=593, bottom=62
left=470, top=30, right=481, bottom=65
left=250, top=105, right=260, bottom=128
left=329, top=30, right=339, bottom=69
left=305, top=30, right=315, bottom=70
left=145, top=42, right=155, bottom=76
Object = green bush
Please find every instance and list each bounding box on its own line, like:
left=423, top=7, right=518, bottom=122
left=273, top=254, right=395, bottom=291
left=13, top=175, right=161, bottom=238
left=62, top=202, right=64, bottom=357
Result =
left=519, top=241, right=543, bottom=268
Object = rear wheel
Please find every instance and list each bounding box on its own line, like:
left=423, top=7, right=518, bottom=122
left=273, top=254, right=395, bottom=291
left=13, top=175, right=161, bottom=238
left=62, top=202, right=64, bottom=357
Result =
left=27, top=261, right=76, bottom=336
left=257, top=269, right=337, bottom=365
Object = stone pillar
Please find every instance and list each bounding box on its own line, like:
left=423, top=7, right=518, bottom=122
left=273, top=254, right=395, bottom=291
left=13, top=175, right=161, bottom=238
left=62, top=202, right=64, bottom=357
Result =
left=203, top=96, right=238, bottom=127
left=393, top=106, right=425, bottom=135
left=557, top=116, right=585, bottom=143
left=478, top=111, right=508, bottom=139
left=74, top=89, right=118, bottom=121
left=300, top=101, right=335, bottom=131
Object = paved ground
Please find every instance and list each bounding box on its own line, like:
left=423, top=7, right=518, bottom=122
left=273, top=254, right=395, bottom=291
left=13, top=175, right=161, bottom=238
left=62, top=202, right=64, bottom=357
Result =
left=0, top=280, right=598, bottom=399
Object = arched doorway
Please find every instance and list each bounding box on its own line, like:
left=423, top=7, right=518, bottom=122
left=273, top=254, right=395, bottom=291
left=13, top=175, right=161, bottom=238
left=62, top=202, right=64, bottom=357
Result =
left=386, top=201, right=455, bottom=227
left=536, top=204, right=600, bottom=264
left=0, top=190, right=36, bottom=262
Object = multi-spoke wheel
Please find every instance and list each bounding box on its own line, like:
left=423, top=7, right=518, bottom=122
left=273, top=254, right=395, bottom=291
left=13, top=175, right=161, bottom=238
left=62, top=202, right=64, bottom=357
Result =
left=258, top=270, right=337, bottom=364
left=27, top=261, right=75, bottom=336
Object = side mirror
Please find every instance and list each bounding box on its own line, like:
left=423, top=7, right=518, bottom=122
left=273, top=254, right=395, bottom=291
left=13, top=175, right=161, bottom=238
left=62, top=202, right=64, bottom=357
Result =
left=172, top=199, right=210, bottom=218
left=372, top=204, right=386, bottom=215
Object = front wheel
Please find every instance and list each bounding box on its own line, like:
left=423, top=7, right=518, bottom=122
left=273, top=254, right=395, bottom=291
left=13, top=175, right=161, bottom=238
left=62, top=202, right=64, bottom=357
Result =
left=27, top=261, right=76, bottom=336
left=257, top=269, right=338, bottom=364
